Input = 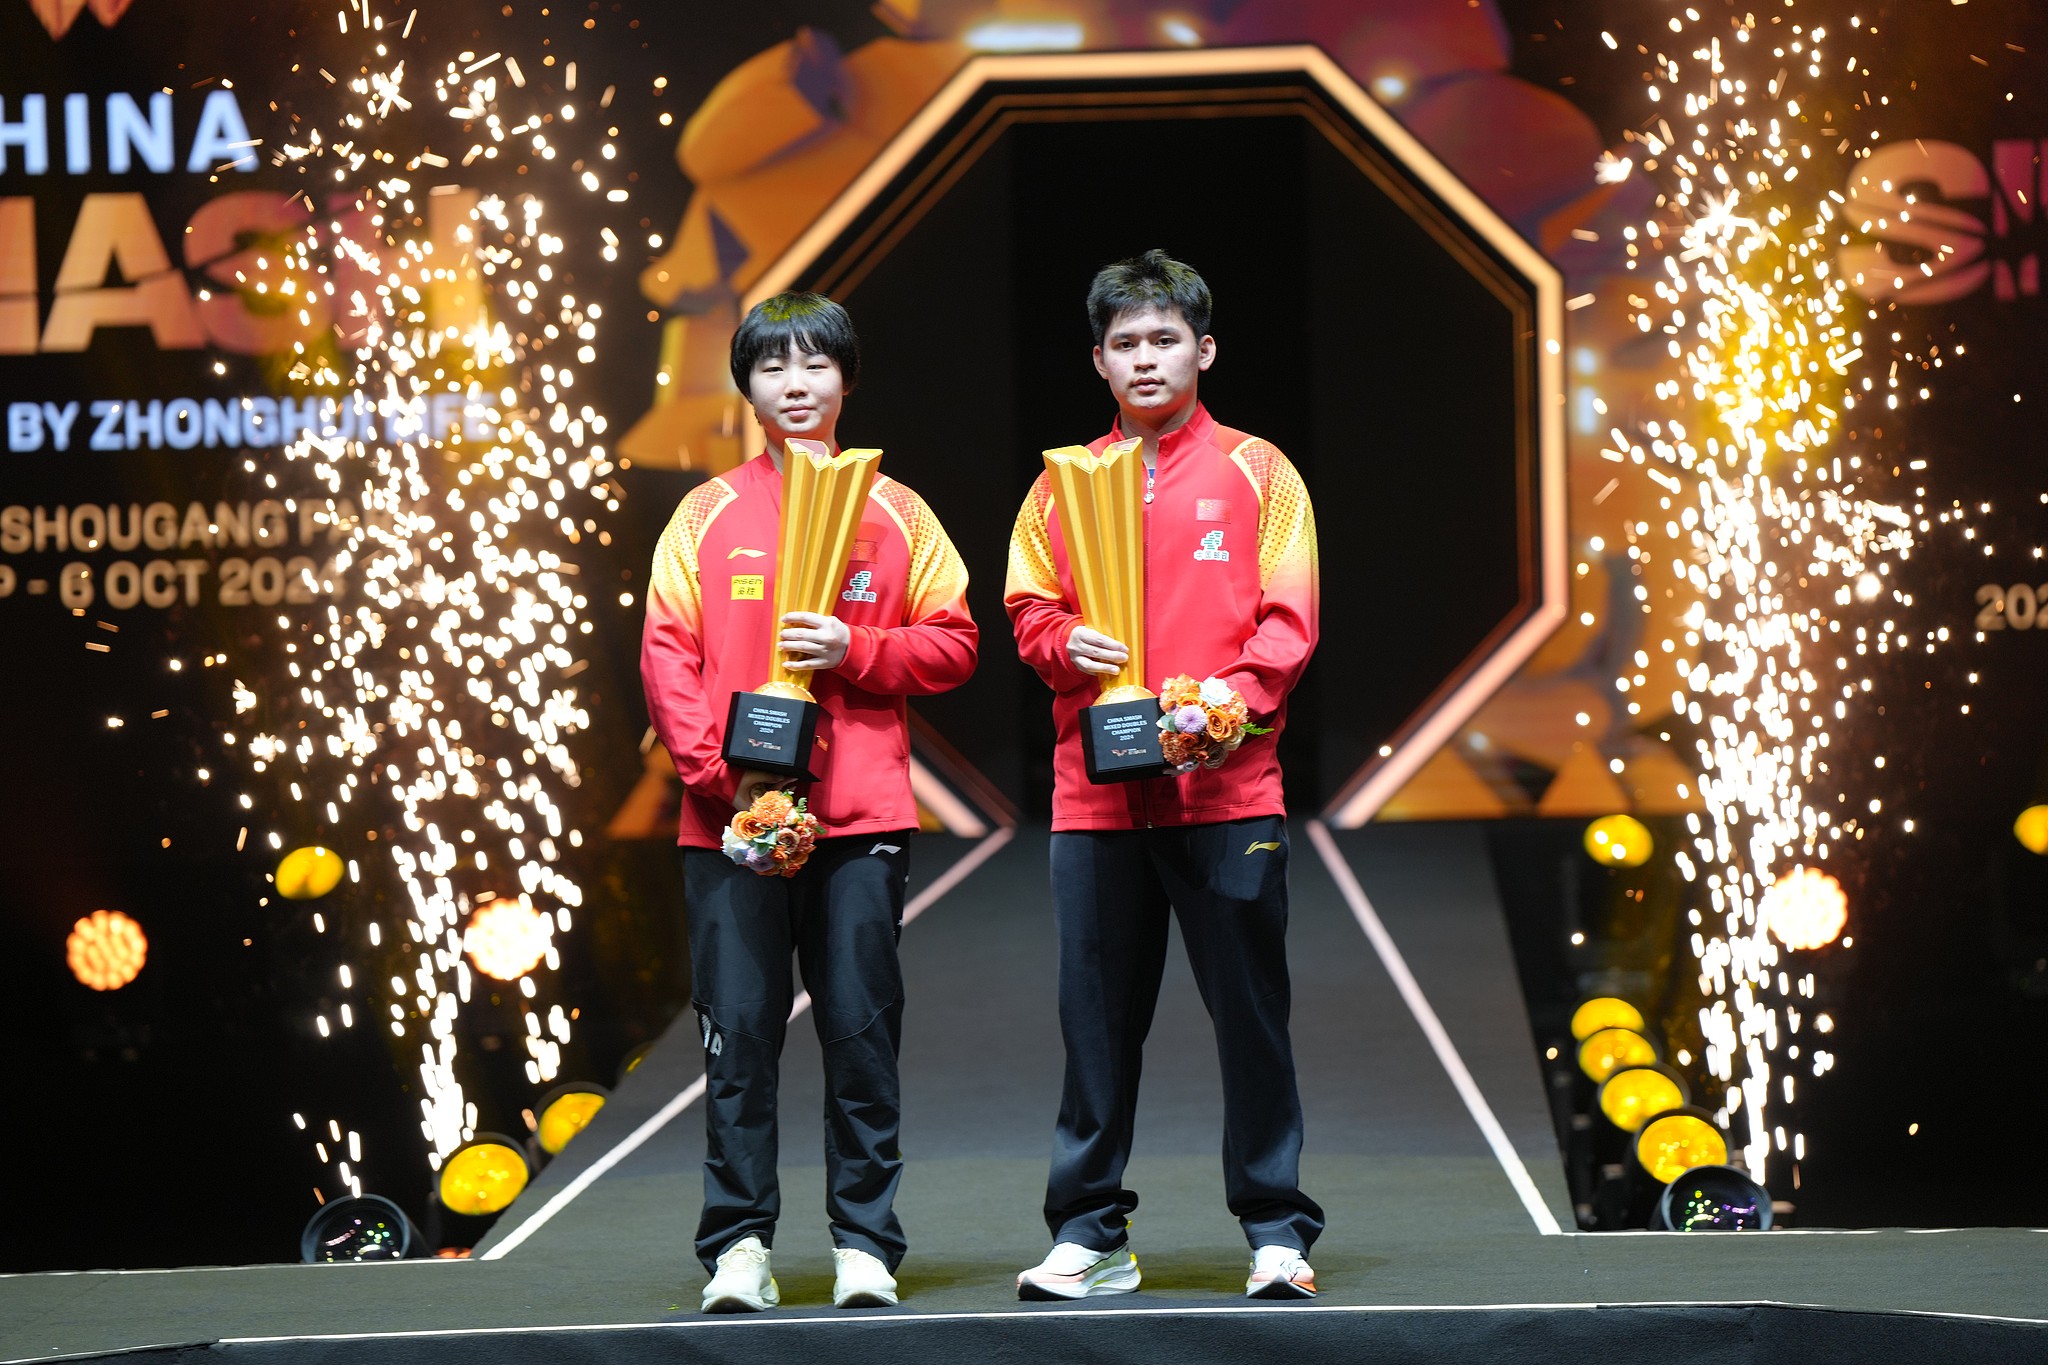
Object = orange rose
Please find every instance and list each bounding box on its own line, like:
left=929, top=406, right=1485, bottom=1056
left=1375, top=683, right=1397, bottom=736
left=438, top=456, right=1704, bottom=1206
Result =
left=1206, top=712, right=1240, bottom=743
left=1160, top=675, right=1201, bottom=710
left=732, top=810, right=770, bottom=840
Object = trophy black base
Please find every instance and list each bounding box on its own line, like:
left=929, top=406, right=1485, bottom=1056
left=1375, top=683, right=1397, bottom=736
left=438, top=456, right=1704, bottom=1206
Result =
left=723, top=690, right=820, bottom=781
left=1082, top=696, right=1170, bottom=784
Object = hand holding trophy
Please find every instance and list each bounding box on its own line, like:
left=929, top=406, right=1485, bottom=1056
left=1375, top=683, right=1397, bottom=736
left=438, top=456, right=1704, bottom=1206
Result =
left=1042, top=438, right=1170, bottom=783
left=721, top=438, right=881, bottom=783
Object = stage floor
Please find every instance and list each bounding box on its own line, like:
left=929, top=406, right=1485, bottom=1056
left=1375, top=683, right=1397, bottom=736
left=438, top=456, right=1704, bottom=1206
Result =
left=5, top=823, right=2046, bottom=1363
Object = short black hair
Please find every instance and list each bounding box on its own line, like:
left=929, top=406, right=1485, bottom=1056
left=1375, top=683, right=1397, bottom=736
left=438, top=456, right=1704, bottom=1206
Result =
left=1086, top=249, right=1212, bottom=347
left=729, top=291, right=861, bottom=394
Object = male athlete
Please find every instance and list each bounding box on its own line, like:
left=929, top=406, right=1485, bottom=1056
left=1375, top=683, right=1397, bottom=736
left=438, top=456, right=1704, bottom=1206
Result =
left=642, top=292, right=977, bottom=1312
left=1007, top=250, right=1323, bottom=1300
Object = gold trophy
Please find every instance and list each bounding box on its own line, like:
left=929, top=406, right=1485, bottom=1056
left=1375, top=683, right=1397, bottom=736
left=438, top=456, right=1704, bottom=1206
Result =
left=1042, top=437, right=1168, bottom=783
left=722, top=438, right=882, bottom=779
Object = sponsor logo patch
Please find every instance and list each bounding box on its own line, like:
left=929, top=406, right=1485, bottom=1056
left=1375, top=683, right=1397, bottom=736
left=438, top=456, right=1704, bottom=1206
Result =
left=731, top=574, right=764, bottom=600
left=841, top=569, right=878, bottom=604
left=1194, top=530, right=1230, bottom=562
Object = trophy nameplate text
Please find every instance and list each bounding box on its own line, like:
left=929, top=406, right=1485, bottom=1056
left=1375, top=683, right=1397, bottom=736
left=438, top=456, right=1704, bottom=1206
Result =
left=721, top=438, right=882, bottom=781
left=1043, top=437, right=1169, bottom=783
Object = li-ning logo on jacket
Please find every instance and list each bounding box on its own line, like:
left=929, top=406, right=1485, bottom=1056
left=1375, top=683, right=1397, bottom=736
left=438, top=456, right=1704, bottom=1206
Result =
left=1194, top=530, right=1230, bottom=561
left=841, top=569, right=878, bottom=603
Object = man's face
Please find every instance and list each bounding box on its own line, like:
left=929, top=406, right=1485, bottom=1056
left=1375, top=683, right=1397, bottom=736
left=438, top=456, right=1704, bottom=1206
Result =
left=1093, top=305, right=1215, bottom=426
left=747, top=341, right=845, bottom=442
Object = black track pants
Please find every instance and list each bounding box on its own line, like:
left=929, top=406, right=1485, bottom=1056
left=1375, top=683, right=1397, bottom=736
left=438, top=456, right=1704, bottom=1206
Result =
left=1043, top=815, right=1324, bottom=1254
left=680, top=831, right=912, bottom=1272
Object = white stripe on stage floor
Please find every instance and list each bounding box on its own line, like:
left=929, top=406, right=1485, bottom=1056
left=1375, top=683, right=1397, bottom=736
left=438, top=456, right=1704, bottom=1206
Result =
left=1305, top=820, right=1565, bottom=1237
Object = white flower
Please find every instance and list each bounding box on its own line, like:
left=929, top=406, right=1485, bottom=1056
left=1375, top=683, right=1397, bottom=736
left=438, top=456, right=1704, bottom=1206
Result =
left=1198, top=676, right=1235, bottom=708
left=721, top=826, right=753, bottom=863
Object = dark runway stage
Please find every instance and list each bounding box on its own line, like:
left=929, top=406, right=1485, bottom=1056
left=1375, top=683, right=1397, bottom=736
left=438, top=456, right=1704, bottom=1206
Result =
left=5, top=824, right=2045, bottom=1363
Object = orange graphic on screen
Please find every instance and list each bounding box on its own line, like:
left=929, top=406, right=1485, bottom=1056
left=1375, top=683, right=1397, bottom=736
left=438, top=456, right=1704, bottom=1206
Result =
left=28, top=0, right=135, bottom=40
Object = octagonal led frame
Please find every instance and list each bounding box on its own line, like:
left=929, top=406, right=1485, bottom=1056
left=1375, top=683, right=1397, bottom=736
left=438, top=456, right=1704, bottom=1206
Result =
left=744, top=46, right=1566, bottom=828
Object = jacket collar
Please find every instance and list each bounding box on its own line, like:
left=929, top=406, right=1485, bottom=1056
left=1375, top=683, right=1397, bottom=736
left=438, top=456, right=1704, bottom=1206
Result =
left=1109, top=402, right=1214, bottom=463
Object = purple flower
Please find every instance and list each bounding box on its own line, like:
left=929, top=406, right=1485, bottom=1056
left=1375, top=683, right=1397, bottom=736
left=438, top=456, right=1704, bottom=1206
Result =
left=745, top=849, right=778, bottom=873
left=1173, top=705, right=1208, bottom=734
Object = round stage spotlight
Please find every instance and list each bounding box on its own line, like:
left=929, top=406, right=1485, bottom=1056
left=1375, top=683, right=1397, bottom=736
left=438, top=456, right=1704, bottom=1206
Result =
left=1583, top=814, right=1652, bottom=867
left=2015, top=803, right=2048, bottom=856
left=276, top=845, right=346, bottom=901
left=463, top=895, right=552, bottom=981
left=1570, top=996, right=1646, bottom=1041
left=1651, top=1163, right=1773, bottom=1231
left=66, top=909, right=147, bottom=991
left=1578, top=1026, right=1657, bottom=1083
left=1761, top=866, right=1847, bottom=950
left=438, top=1134, right=532, bottom=1216
left=1598, top=1064, right=1689, bottom=1133
left=1633, top=1106, right=1730, bottom=1185
left=536, top=1083, right=609, bottom=1155
left=300, top=1194, right=420, bottom=1262
left=616, top=1039, right=658, bottom=1086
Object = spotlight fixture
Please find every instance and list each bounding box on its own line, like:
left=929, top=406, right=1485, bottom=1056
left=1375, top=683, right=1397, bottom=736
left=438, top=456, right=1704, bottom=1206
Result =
left=1761, top=866, right=1848, bottom=950
left=1583, top=813, right=1653, bottom=867
left=66, top=909, right=147, bottom=991
left=438, top=1133, right=533, bottom=1216
left=300, top=1194, right=420, bottom=1262
left=277, top=846, right=346, bottom=901
left=1571, top=997, right=1646, bottom=1040
left=535, top=1083, right=609, bottom=1155
left=1633, top=1106, right=1730, bottom=1185
left=1651, top=1163, right=1773, bottom=1231
left=2014, top=803, right=2048, bottom=855
left=616, top=1039, right=658, bottom=1086
left=1598, top=1064, right=1689, bottom=1133
left=463, top=896, right=553, bottom=981
left=1578, top=1026, right=1657, bottom=1083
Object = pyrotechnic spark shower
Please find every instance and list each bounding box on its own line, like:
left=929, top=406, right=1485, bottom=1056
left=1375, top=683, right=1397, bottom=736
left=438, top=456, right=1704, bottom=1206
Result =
left=1602, top=7, right=1914, bottom=1184
left=231, top=0, right=625, bottom=1199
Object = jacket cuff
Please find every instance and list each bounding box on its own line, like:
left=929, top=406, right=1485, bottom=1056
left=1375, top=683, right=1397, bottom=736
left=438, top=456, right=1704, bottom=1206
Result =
left=840, top=623, right=882, bottom=684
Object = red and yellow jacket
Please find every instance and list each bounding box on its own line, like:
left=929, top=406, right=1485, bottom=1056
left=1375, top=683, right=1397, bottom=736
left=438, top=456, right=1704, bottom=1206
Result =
left=642, top=453, right=977, bottom=847
left=1006, top=404, right=1319, bottom=831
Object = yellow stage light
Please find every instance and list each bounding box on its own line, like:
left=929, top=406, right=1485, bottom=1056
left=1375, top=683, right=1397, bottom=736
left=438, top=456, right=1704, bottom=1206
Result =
left=1584, top=814, right=1652, bottom=867
left=1762, top=866, right=1848, bottom=951
left=1571, top=997, right=1646, bottom=1041
left=1634, top=1108, right=1730, bottom=1185
left=276, top=846, right=346, bottom=900
left=616, top=1039, right=657, bottom=1085
left=536, top=1084, right=608, bottom=1155
left=66, top=909, right=147, bottom=991
left=438, top=1135, right=531, bottom=1216
left=1578, top=1026, right=1657, bottom=1083
left=1599, top=1066, right=1688, bottom=1133
left=463, top=896, right=552, bottom=981
left=2016, top=804, right=2048, bottom=856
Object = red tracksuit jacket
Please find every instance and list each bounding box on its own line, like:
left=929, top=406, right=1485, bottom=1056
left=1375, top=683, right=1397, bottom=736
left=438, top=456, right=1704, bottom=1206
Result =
left=1006, top=404, right=1320, bottom=831
left=642, top=453, right=978, bottom=847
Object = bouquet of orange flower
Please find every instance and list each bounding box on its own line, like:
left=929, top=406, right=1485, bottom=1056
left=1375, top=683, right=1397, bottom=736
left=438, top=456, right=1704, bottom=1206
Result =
left=1156, top=674, right=1272, bottom=773
left=722, top=789, right=821, bottom=877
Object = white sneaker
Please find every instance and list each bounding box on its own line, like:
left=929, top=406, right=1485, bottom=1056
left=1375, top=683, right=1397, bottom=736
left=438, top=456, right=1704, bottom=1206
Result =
left=831, top=1247, right=899, bottom=1308
left=701, top=1235, right=779, bottom=1313
left=1245, top=1244, right=1316, bottom=1299
left=1016, top=1241, right=1141, bottom=1300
